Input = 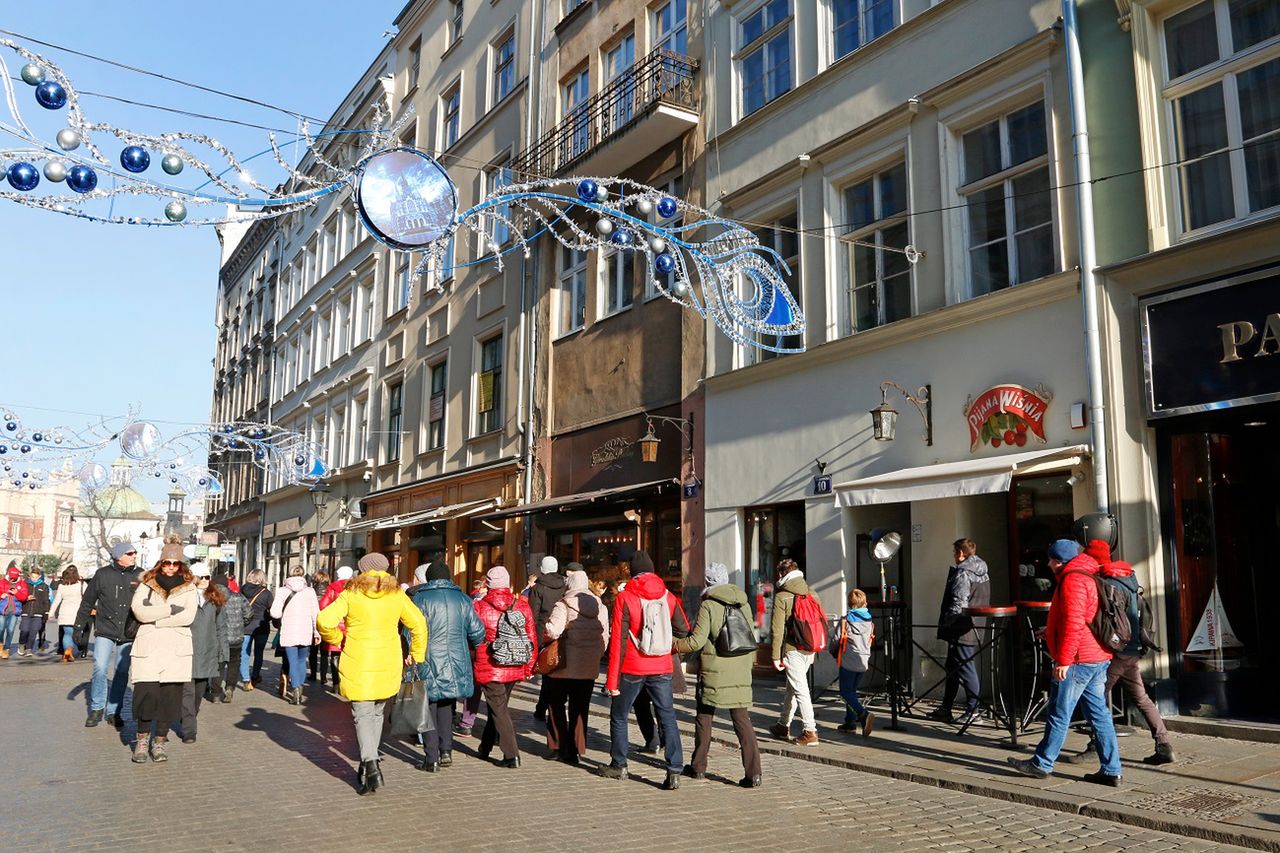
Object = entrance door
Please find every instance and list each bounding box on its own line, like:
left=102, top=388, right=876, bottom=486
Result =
left=743, top=503, right=805, bottom=649
left=1008, top=474, right=1075, bottom=602
left=1164, top=421, right=1280, bottom=719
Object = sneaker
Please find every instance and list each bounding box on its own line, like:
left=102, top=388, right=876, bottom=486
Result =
left=455, top=726, right=473, bottom=738
left=769, top=723, right=790, bottom=740
left=1143, top=742, right=1175, bottom=766
left=598, top=763, right=629, bottom=780
left=861, top=712, right=876, bottom=738
left=661, top=771, right=680, bottom=791
left=0, top=648, right=9, bottom=659
left=955, top=706, right=980, bottom=728
left=132, top=735, right=150, bottom=764
left=794, top=730, right=819, bottom=747
left=739, top=774, right=763, bottom=788
left=1082, top=770, right=1121, bottom=787
left=636, top=740, right=660, bottom=755
left=181, top=734, right=196, bottom=744
left=241, top=681, right=254, bottom=692
left=1007, top=757, right=1050, bottom=779
left=439, top=751, right=453, bottom=767
left=150, top=737, right=168, bottom=762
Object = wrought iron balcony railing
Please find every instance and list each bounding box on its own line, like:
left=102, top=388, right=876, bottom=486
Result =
left=513, top=48, right=699, bottom=179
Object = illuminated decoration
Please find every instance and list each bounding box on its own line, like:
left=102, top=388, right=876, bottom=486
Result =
left=0, top=405, right=328, bottom=497
left=355, top=147, right=457, bottom=249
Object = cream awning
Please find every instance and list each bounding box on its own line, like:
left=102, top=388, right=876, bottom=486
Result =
left=832, top=445, right=1090, bottom=507
left=344, top=498, right=498, bottom=531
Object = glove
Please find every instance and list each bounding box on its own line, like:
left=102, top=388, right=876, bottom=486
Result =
left=169, top=604, right=185, bottom=615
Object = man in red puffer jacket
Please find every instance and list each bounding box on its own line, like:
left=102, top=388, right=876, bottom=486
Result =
left=1010, top=539, right=1123, bottom=786
left=601, top=551, right=689, bottom=789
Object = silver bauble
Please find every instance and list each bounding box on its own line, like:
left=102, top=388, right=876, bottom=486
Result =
left=55, top=128, right=80, bottom=151
left=164, top=200, right=188, bottom=222
left=161, top=154, right=183, bottom=175
left=594, top=185, right=609, bottom=203
left=636, top=198, right=654, bottom=216
left=19, top=64, right=45, bottom=86
left=42, top=161, right=67, bottom=182
left=672, top=280, right=691, bottom=298
left=595, top=218, right=614, bottom=236
left=649, top=237, right=666, bottom=254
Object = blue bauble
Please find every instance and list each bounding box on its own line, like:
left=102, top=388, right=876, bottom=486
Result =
left=654, top=252, right=676, bottom=274
left=34, top=81, right=67, bottom=110
left=657, top=196, right=678, bottom=219
left=254, top=448, right=266, bottom=460
left=294, top=454, right=307, bottom=466
left=0, top=446, right=7, bottom=455
left=610, top=227, right=635, bottom=247
left=31, top=432, right=42, bottom=442
left=223, top=424, right=235, bottom=433
left=198, top=478, right=208, bottom=486
left=67, top=165, right=98, bottom=193
left=6, top=162, right=39, bottom=192
left=576, top=179, right=599, bottom=202
left=3, top=422, right=14, bottom=432
left=19, top=444, right=30, bottom=454
left=120, top=145, right=150, bottom=173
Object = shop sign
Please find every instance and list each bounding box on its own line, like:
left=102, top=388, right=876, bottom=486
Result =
left=964, top=384, right=1052, bottom=451
left=590, top=437, right=632, bottom=467
left=1142, top=269, right=1280, bottom=418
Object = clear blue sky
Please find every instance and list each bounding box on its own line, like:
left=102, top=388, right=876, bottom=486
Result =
left=0, top=3, right=406, bottom=499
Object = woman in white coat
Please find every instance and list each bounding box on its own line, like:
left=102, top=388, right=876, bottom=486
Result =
left=50, top=565, right=86, bottom=661
left=269, top=565, right=321, bottom=705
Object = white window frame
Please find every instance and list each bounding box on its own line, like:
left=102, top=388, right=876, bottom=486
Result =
left=491, top=30, right=517, bottom=107
left=599, top=247, right=637, bottom=318
left=485, top=160, right=514, bottom=247
left=408, top=38, right=422, bottom=94
left=562, top=67, right=591, bottom=161
left=351, top=392, right=369, bottom=463
left=385, top=379, right=404, bottom=464
left=734, top=0, right=795, bottom=121
left=449, top=0, right=464, bottom=45
left=390, top=252, right=411, bottom=315
left=357, top=275, right=376, bottom=343
left=441, top=83, right=462, bottom=150
left=839, top=157, right=913, bottom=335
left=331, top=404, right=347, bottom=469
left=829, top=0, right=898, bottom=63
left=558, top=247, right=588, bottom=336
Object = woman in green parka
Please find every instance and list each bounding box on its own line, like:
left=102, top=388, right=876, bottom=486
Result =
left=674, top=561, right=762, bottom=788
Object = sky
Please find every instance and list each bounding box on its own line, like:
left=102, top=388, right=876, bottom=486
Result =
left=0, top=2, right=406, bottom=500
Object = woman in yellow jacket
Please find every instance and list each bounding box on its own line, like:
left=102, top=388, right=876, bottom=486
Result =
left=317, top=553, right=427, bottom=795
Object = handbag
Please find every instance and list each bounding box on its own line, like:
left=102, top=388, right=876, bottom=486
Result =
left=534, top=637, right=563, bottom=675
left=388, top=670, right=435, bottom=738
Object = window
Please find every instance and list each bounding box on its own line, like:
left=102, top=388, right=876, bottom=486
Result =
left=960, top=100, right=1054, bottom=296
left=442, top=85, right=461, bottom=149
left=602, top=248, right=637, bottom=315
left=408, top=39, right=422, bottom=91
left=655, top=0, right=688, bottom=54
left=845, top=161, right=911, bottom=332
left=305, top=238, right=318, bottom=289
left=333, top=291, right=351, bottom=361
left=427, top=361, right=447, bottom=450
left=750, top=211, right=801, bottom=359
left=358, top=277, right=375, bottom=342
left=299, top=329, right=312, bottom=386
left=1163, top=0, right=1280, bottom=232
left=477, top=334, right=503, bottom=434
left=449, top=0, right=464, bottom=44
left=605, top=34, right=637, bottom=131
left=562, top=68, right=591, bottom=160
left=386, top=381, right=403, bottom=463
left=315, top=310, right=332, bottom=371
left=738, top=0, right=792, bottom=117
left=331, top=405, right=347, bottom=469
left=486, top=162, right=513, bottom=246
left=391, top=253, right=411, bottom=314
left=834, top=0, right=894, bottom=60
left=55, top=509, right=72, bottom=543
left=559, top=247, right=588, bottom=334
left=493, top=33, right=516, bottom=105
left=563, top=0, right=587, bottom=17
left=344, top=203, right=361, bottom=253
left=323, top=216, right=338, bottom=274
left=352, top=394, right=369, bottom=462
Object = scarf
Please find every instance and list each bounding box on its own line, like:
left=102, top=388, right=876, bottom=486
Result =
left=155, top=571, right=185, bottom=592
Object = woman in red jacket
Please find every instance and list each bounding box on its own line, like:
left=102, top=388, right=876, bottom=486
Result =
left=472, top=565, right=536, bottom=768
left=316, top=566, right=353, bottom=691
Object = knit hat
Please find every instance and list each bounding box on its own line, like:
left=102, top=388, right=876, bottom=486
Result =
left=189, top=561, right=211, bottom=578
left=426, top=561, right=451, bottom=582
left=631, top=550, right=655, bottom=575
left=159, top=542, right=186, bottom=564
left=1084, top=539, right=1112, bottom=564
left=1048, top=539, right=1082, bottom=563
left=110, top=541, right=135, bottom=561
left=485, top=565, right=510, bottom=589
left=704, top=561, right=729, bottom=588
left=540, top=555, right=559, bottom=575
left=336, top=566, right=354, bottom=581
left=413, top=564, right=428, bottom=585
left=567, top=562, right=584, bottom=572
left=358, top=553, right=389, bottom=573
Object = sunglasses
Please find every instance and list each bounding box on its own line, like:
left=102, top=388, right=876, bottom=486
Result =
left=159, top=560, right=183, bottom=568
left=123, top=551, right=137, bottom=557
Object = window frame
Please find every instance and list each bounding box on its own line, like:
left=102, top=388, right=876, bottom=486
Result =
left=485, top=159, right=514, bottom=247
left=426, top=358, right=448, bottom=451
left=385, top=380, right=404, bottom=464
left=441, top=83, right=462, bottom=150
left=558, top=246, right=588, bottom=337
left=449, top=0, right=464, bottom=45
left=492, top=31, right=517, bottom=107
left=734, top=0, right=795, bottom=119
left=599, top=246, right=638, bottom=318
left=408, top=38, right=422, bottom=94
left=745, top=208, right=802, bottom=362
left=653, top=0, right=689, bottom=55
left=840, top=159, right=913, bottom=335
left=831, top=0, right=898, bottom=63
left=475, top=332, right=504, bottom=436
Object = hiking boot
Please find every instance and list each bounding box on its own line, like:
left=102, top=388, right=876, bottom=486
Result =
left=1065, top=741, right=1098, bottom=765
left=927, top=707, right=954, bottom=724
left=240, top=681, right=254, bottom=692
left=862, top=712, right=876, bottom=738
left=62, top=648, right=74, bottom=663
left=132, top=734, right=150, bottom=764
left=85, top=709, right=104, bottom=728
left=220, top=690, right=233, bottom=704
left=794, top=730, right=819, bottom=747
left=598, top=763, right=629, bottom=780
left=1082, top=770, right=1121, bottom=787
left=150, top=737, right=168, bottom=762
left=1143, top=742, right=1175, bottom=765
left=661, top=771, right=681, bottom=790
left=768, top=723, right=790, bottom=740
left=1007, top=757, right=1050, bottom=779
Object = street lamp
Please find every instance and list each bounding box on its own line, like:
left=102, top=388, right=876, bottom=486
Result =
left=309, top=481, right=330, bottom=574
left=870, top=381, right=932, bottom=446
left=638, top=423, right=661, bottom=463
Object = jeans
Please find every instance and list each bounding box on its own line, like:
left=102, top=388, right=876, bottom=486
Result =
left=0, top=612, right=18, bottom=651
left=60, top=625, right=74, bottom=654
left=609, top=673, right=683, bottom=773
left=839, top=668, right=868, bottom=724
left=283, top=645, right=308, bottom=688
left=1032, top=661, right=1122, bottom=776
left=18, top=614, right=45, bottom=650
left=779, top=649, right=816, bottom=732
left=90, top=636, right=132, bottom=715
left=240, top=632, right=268, bottom=683
left=942, top=642, right=981, bottom=713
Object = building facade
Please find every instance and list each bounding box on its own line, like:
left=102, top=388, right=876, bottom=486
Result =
left=0, top=465, right=77, bottom=569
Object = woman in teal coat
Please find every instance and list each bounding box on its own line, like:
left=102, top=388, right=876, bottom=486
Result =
left=674, top=562, right=762, bottom=788
left=404, top=561, right=485, bottom=771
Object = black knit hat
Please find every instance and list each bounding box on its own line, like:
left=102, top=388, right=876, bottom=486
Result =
left=426, top=561, right=451, bottom=582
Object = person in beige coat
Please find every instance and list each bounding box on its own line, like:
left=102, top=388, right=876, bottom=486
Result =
left=50, top=566, right=86, bottom=662
left=128, top=539, right=199, bottom=764
left=542, top=568, right=609, bottom=764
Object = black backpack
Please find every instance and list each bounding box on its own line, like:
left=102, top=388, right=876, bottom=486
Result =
left=714, top=601, right=757, bottom=656
left=1064, top=570, right=1132, bottom=653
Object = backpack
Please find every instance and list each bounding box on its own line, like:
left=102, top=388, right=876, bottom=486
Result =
left=714, top=601, right=757, bottom=656
left=629, top=596, right=673, bottom=656
left=786, top=593, right=828, bottom=653
left=1064, top=570, right=1132, bottom=653
left=489, top=608, right=533, bottom=667
left=1135, top=584, right=1163, bottom=653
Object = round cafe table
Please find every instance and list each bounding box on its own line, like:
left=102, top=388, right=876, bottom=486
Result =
left=1015, top=600, right=1053, bottom=733
left=959, top=605, right=1019, bottom=744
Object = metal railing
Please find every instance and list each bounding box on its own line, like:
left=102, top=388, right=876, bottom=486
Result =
left=513, top=48, right=699, bottom=179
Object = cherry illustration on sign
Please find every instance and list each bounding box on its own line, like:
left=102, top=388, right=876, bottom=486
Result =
left=964, top=384, right=1053, bottom=452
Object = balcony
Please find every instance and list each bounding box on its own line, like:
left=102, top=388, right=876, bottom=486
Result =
left=513, top=48, right=699, bottom=179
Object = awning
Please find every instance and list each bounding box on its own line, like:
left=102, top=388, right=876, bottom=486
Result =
left=344, top=498, right=498, bottom=531
left=832, top=445, right=1090, bottom=508
left=479, top=478, right=678, bottom=520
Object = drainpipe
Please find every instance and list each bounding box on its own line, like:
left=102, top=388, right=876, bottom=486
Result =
left=1061, top=0, right=1110, bottom=513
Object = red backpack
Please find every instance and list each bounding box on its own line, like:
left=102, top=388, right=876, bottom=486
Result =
left=786, top=593, right=828, bottom=653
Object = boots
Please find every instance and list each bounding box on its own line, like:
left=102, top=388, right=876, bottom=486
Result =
left=1143, top=741, right=1175, bottom=765
left=132, top=734, right=151, bottom=764
left=357, top=759, right=383, bottom=795
left=85, top=709, right=104, bottom=728
left=291, top=686, right=304, bottom=706
left=0, top=648, right=8, bottom=659
left=62, top=647, right=74, bottom=663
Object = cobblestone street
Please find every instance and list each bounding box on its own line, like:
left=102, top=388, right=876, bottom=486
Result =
left=2, top=655, right=1249, bottom=852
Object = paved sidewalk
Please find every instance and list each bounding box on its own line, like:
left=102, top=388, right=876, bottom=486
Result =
left=544, top=673, right=1280, bottom=851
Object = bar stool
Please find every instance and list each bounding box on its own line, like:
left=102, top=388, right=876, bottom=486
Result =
left=1015, top=600, right=1053, bottom=734
left=958, top=605, right=1018, bottom=743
